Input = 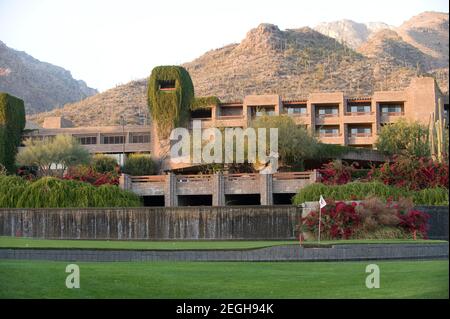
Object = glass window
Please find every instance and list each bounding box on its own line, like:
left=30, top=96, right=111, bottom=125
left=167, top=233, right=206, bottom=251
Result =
left=350, top=127, right=371, bottom=135
left=102, top=135, right=125, bottom=144
left=317, top=107, right=338, bottom=116
left=286, top=106, right=307, bottom=115
left=77, top=136, right=97, bottom=145
left=130, top=133, right=150, bottom=144
left=318, top=127, right=339, bottom=135
left=348, top=105, right=371, bottom=113
left=380, top=104, right=403, bottom=114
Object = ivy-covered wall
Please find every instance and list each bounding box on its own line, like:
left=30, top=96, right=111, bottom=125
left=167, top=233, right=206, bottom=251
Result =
left=0, top=93, right=26, bottom=172
left=147, top=66, right=194, bottom=138
left=147, top=66, right=220, bottom=138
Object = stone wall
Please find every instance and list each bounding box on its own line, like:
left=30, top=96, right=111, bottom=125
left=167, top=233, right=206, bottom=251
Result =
left=0, top=205, right=446, bottom=241
left=0, top=206, right=302, bottom=240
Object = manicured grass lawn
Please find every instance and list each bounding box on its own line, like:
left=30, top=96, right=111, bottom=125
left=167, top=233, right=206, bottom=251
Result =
left=0, top=237, right=446, bottom=250
left=0, top=259, right=447, bottom=298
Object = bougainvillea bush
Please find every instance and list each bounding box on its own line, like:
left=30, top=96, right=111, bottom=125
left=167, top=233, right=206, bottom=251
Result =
left=317, top=160, right=356, bottom=185
left=301, top=197, right=430, bottom=240
left=369, top=156, right=449, bottom=190
left=63, top=165, right=119, bottom=186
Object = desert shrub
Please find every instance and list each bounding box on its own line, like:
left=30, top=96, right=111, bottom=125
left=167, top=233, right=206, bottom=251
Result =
left=292, top=182, right=448, bottom=206
left=17, top=135, right=91, bottom=176
left=122, top=154, right=156, bottom=175
left=356, top=197, right=400, bottom=232
left=92, top=154, right=118, bottom=173
left=369, top=156, right=449, bottom=190
left=64, top=165, right=119, bottom=186
left=375, top=119, right=430, bottom=157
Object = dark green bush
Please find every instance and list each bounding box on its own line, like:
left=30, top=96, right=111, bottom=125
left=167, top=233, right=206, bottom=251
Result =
left=292, top=182, right=448, bottom=206
left=0, top=175, right=142, bottom=208
left=92, top=154, right=118, bottom=173
left=0, top=93, right=26, bottom=173
left=122, top=154, right=156, bottom=175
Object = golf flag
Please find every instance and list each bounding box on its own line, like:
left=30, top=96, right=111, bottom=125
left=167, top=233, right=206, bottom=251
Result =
left=319, top=195, right=327, bottom=209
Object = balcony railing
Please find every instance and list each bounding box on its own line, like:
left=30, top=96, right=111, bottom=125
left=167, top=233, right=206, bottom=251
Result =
left=316, top=113, right=339, bottom=118
left=317, top=133, right=341, bottom=137
left=345, top=111, right=374, bottom=116
left=217, top=115, right=244, bottom=119
left=348, top=133, right=372, bottom=137
left=381, top=111, right=405, bottom=116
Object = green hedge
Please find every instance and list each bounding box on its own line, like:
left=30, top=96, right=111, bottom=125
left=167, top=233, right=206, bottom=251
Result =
left=292, top=182, right=449, bottom=206
left=147, top=66, right=194, bottom=138
left=122, top=154, right=156, bottom=175
left=0, top=93, right=26, bottom=173
left=0, top=175, right=142, bottom=208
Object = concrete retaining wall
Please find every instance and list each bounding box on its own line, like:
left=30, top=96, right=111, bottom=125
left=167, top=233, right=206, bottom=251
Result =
left=0, top=206, right=302, bottom=240
left=0, top=243, right=447, bottom=262
left=0, top=205, right=447, bottom=240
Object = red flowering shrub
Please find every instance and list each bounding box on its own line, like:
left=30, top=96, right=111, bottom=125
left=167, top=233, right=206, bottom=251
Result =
left=64, top=165, right=119, bottom=186
left=302, top=200, right=360, bottom=239
left=397, top=209, right=430, bottom=239
left=369, top=156, right=449, bottom=190
left=318, top=160, right=358, bottom=185
left=301, top=197, right=430, bottom=240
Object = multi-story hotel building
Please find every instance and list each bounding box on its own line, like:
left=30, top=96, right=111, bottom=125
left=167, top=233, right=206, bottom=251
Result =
left=24, top=76, right=449, bottom=164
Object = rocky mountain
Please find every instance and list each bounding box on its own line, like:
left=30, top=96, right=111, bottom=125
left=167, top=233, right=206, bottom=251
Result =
left=396, top=11, right=449, bottom=69
left=0, top=41, right=97, bottom=114
left=28, top=12, right=449, bottom=127
left=314, top=19, right=393, bottom=49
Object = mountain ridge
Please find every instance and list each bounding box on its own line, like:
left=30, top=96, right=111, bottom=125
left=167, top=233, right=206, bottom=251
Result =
left=28, top=11, right=449, bottom=127
left=0, top=40, right=98, bottom=114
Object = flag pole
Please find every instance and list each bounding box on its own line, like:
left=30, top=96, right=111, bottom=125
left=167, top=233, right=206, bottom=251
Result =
left=318, top=206, right=321, bottom=244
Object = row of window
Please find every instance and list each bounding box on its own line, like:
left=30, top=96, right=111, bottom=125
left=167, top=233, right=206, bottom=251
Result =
left=316, top=126, right=372, bottom=136
left=75, top=133, right=150, bottom=145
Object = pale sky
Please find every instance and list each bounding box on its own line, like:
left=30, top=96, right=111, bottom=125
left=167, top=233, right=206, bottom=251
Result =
left=1, top=0, right=448, bottom=92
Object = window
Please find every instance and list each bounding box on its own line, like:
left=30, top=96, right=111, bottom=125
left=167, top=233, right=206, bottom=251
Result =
left=77, top=136, right=97, bottom=145
left=250, top=106, right=275, bottom=117
left=130, top=133, right=150, bottom=144
left=158, top=80, right=176, bottom=91
left=286, top=105, right=307, bottom=115
left=380, top=103, right=404, bottom=114
left=102, top=135, right=125, bottom=144
left=317, top=126, right=339, bottom=136
left=349, top=127, right=372, bottom=136
left=316, top=106, right=339, bottom=117
left=347, top=105, right=371, bottom=113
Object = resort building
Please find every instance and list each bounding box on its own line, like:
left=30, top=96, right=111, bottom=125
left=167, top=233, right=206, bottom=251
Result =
left=24, top=76, right=449, bottom=158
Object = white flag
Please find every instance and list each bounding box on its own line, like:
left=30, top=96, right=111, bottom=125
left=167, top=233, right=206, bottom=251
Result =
left=319, top=195, right=327, bottom=209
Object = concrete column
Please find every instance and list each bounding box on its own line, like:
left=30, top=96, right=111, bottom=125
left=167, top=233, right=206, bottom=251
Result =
left=212, top=173, right=225, bottom=206
left=119, top=174, right=132, bottom=191
left=164, top=173, right=178, bottom=207
left=259, top=173, right=273, bottom=205
left=309, top=170, right=318, bottom=183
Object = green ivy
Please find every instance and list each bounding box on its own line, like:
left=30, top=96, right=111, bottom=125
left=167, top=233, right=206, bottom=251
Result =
left=191, top=96, right=221, bottom=110
left=0, top=93, right=25, bottom=173
left=147, top=66, right=194, bottom=138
